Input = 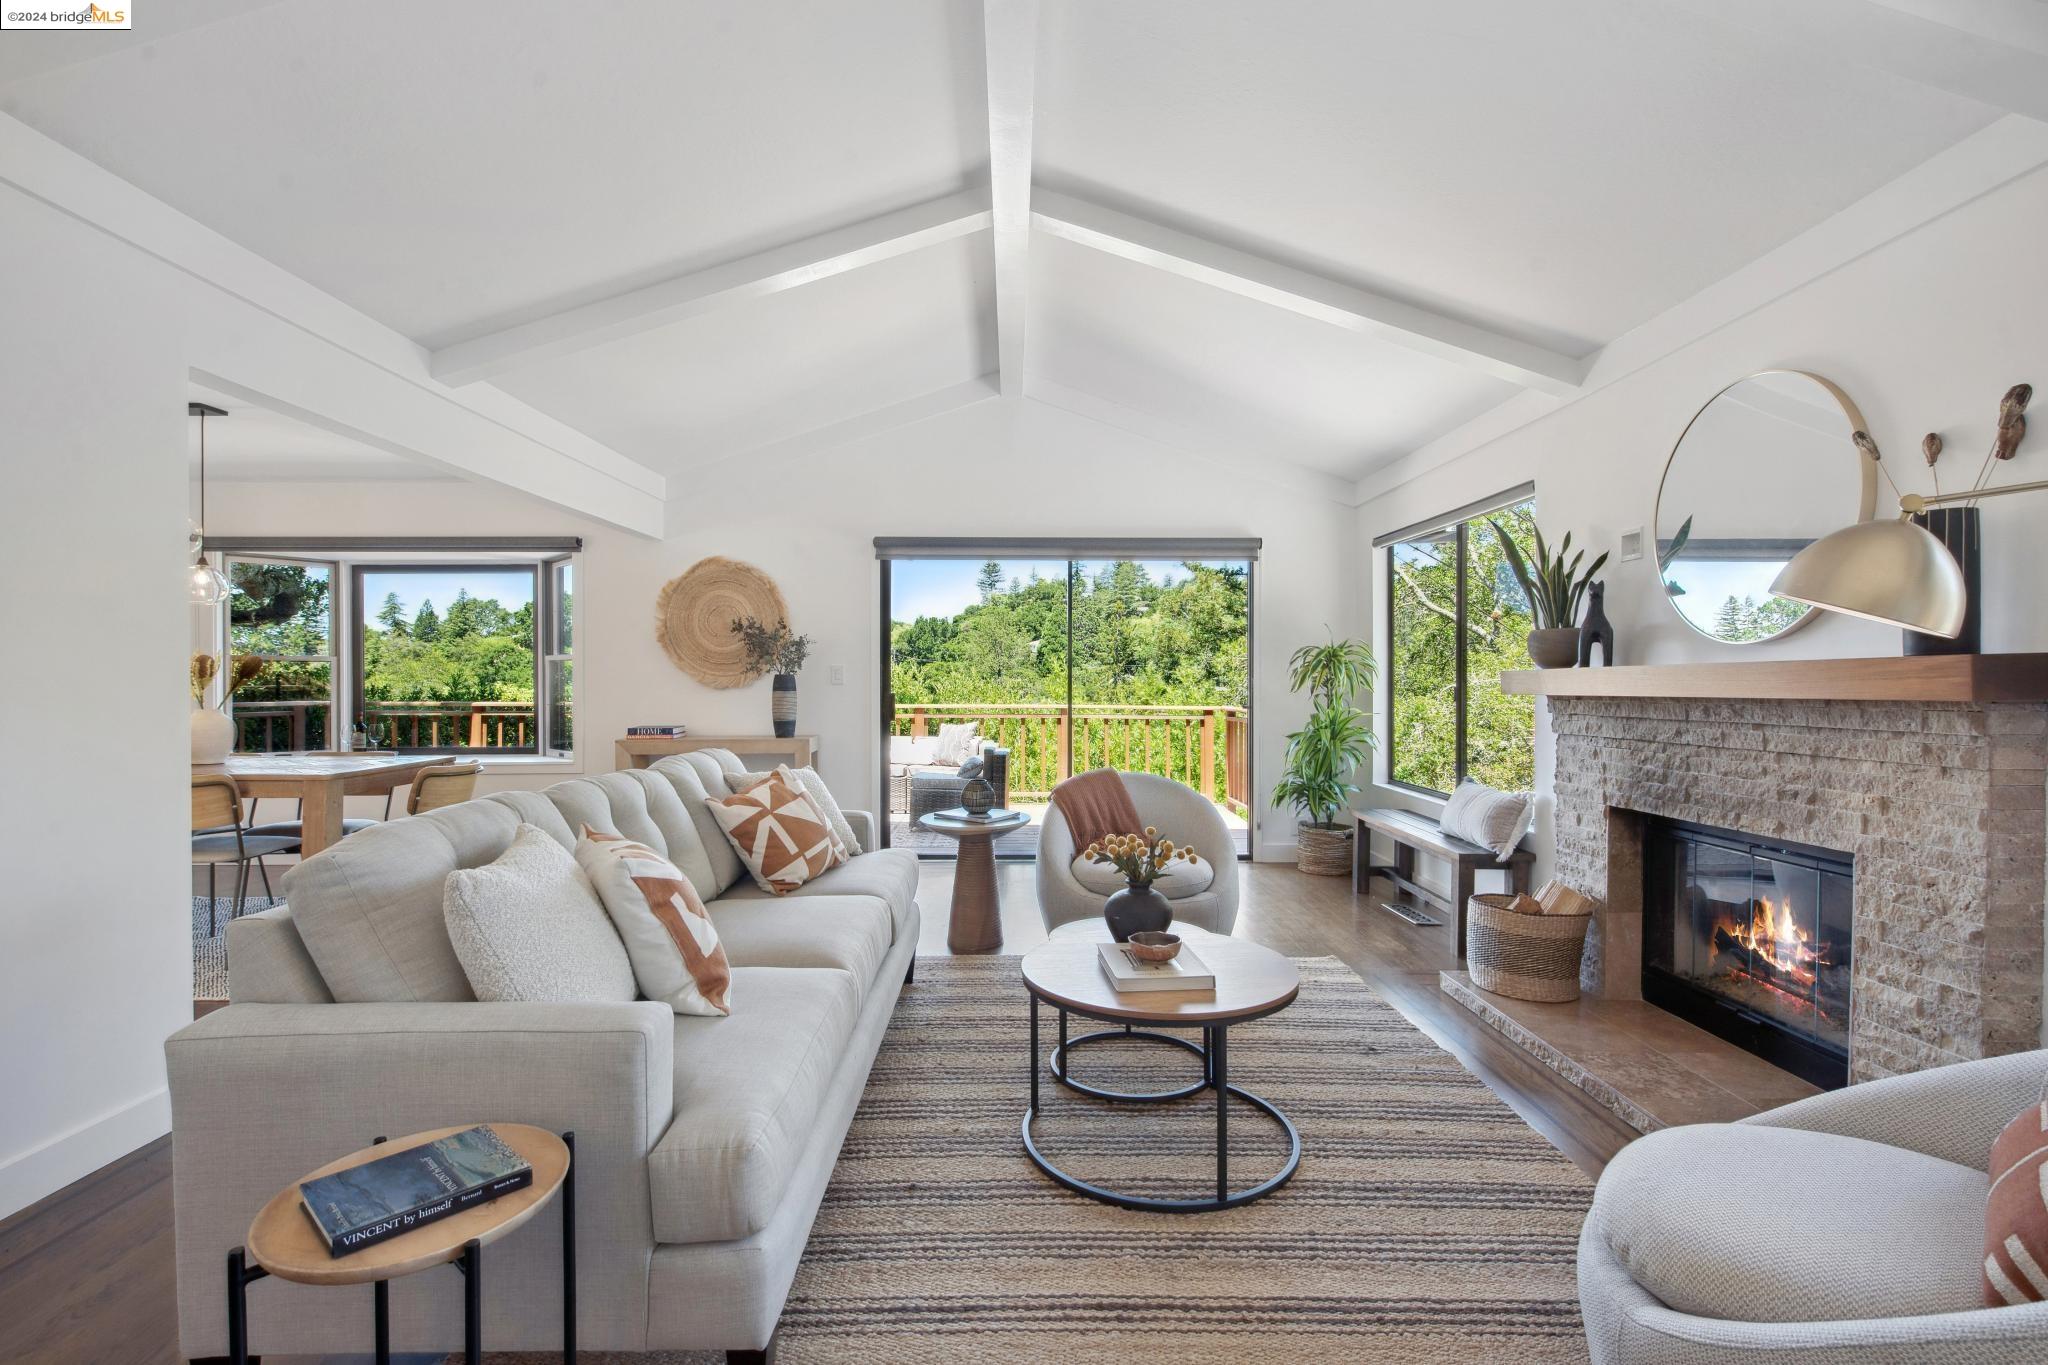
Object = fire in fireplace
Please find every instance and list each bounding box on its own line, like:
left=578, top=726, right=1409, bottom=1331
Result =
left=1642, top=817, right=1851, bottom=1089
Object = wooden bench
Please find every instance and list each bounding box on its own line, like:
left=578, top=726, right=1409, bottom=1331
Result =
left=1354, top=807, right=1535, bottom=957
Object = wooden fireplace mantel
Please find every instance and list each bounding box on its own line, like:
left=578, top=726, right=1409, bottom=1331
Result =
left=1498, top=653, right=2048, bottom=703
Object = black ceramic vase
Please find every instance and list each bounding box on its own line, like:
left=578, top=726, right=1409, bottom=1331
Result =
left=771, top=672, right=797, bottom=738
left=1103, top=879, right=1173, bottom=942
left=1903, top=507, right=1981, bottom=656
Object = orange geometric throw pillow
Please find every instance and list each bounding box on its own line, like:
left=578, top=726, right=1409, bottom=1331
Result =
left=1985, top=1098, right=2048, bottom=1305
left=575, top=827, right=732, bottom=1016
left=704, top=770, right=847, bottom=895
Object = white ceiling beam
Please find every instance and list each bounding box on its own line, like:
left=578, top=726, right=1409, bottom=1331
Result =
left=1032, top=190, right=1586, bottom=397
left=430, top=188, right=993, bottom=387
left=983, top=0, right=1039, bottom=399
left=0, top=111, right=665, bottom=535
left=1666, top=0, right=2048, bottom=122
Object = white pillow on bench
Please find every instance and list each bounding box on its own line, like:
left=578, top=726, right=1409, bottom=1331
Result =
left=1439, top=778, right=1532, bottom=861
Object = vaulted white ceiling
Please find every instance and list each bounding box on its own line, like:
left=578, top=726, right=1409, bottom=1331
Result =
left=4, top=0, right=2041, bottom=508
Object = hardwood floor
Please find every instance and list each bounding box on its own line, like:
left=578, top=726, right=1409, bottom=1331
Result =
left=6, top=861, right=1634, bottom=1364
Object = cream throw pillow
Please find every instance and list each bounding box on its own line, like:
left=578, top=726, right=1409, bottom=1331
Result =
left=575, top=826, right=732, bottom=1016
left=1441, top=779, right=1533, bottom=861
left=933, top=721, right=981, bottom=765
left=442, top=824, right=636, bottom=1003
left=725, top=765, right=862, bottom=856
left=704, top=771, right=848, bottom=895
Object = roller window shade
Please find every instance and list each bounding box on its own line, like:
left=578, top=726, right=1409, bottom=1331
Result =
left=874, top=537, right=1260, bottom=561
left=202, top=536, right=583, bottom=553
left=1371, top=483, right=1535, bottom=549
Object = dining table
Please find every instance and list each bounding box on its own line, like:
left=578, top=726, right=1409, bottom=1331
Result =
left=194, top=753, right=448, bottom=856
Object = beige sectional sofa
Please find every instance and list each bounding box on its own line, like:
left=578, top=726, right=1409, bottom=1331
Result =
left=165, top=749, right=919, bottom=1362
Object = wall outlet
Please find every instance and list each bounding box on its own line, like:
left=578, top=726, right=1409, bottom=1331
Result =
left=1618, top=527, right=1645, bottom=562
left=828, top=663, right=845, bottom=686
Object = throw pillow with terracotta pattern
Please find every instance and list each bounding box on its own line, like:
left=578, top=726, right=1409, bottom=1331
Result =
left=1985, top=1098, right=2048, bottom=1305
left=575, top=826, right=732, bottom=1016
left=704, top=770, right=847, bottom=894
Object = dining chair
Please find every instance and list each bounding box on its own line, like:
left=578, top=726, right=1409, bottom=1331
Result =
left=191, top=774, right=302, bottom=936
left=406, top=760, right=483, bottom=815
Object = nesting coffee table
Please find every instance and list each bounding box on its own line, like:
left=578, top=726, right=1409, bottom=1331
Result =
left=1019, top=922, right=1301, bottom=1212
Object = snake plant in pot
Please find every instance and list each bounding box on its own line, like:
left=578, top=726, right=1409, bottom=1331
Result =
left=1271, top=636, right=1376, bottom=875
left=1489, top=519, right=1608, bottom=668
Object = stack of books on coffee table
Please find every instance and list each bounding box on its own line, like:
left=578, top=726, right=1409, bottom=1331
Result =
left=1097, top=940, right=1217, bottom=993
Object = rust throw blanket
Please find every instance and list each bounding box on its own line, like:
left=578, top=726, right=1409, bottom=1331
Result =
left=1052, top=768, right=1142, bottom=852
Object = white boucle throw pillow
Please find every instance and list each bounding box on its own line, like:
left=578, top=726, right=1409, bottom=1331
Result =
left=1440, top=779, right=1533, bottom=861
left=443, top=823, right=636, bottom=1003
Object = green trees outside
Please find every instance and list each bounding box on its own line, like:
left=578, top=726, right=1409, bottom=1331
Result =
left=1387, top=503, right=1538, bottom=794
left=1709, top=593, right=1805, bottom=642
left=225, top=561, right=540, bottom=751
left=890, top=561, right=1248, bottom=709
left=890, top=561, right=1250, bottom=796
left=361, top=587, right=537, bottom=710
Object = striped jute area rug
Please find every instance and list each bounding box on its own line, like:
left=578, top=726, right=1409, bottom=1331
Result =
left=490, top=953, right=1595, bottom=1364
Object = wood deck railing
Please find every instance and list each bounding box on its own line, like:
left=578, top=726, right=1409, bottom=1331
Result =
left=367, top=701, right=537, bottom=750
left=891, top=702, right=1248, bottom=813
left=233, top=700, right=537, bottom=752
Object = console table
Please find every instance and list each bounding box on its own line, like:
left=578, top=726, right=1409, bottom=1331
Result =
left=615, top=734, right=817, bottom=771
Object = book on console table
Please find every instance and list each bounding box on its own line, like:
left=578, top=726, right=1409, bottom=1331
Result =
left=299, top=1124, right=532, bottom=1258
left=934, top=806, right=1010, bottom=824
left=1097, top=940, right=1216, bottom=993
left=626, top=724, right=689, bottom=737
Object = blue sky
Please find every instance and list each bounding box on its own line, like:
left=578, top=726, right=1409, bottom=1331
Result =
left=362, top=568, right=534, bottom=623
left=888, top=558, right=1235, bottom=622
left=1663, top=559, right=1795, bottom=626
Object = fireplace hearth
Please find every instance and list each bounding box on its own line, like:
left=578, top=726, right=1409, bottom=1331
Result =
left=1643, top=817, right=1851, bottom=1089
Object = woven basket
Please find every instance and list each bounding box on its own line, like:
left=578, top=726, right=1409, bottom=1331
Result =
left=1295, top=823, right=1352, bottom=877
left=1466, top=893, right=1592, bottom=1003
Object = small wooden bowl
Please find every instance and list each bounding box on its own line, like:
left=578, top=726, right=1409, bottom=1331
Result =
left=1126, top=931, right=1182, bottom=962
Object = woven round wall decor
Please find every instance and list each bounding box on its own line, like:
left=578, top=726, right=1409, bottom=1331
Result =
left=655, top=556, right=790, bottom=689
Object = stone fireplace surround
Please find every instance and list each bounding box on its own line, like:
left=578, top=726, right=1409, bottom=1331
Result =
left=1551, top=694, right=2046, bottom=1083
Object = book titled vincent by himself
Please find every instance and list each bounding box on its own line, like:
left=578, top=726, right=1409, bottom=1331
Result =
left=300, top=1125, right=532, bottom=1257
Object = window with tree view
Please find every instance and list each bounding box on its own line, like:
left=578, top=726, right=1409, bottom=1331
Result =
left=1386, top=496, right=1537, bottom=794
left=357, top=566, right=551, bottom=753
left=228, top=558, right=336, bottom=753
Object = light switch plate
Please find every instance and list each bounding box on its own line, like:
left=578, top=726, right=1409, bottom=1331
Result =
left=828, top=663, right=845, bottom=686
left=1618, top=527, right=1645, bottom=562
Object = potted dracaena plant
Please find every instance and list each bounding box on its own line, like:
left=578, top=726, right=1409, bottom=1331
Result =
left=731, top=616, right=814, bottom=737
left=1271, top=635, right=1375, bottom=875
left=1489, top=518, right=1609, bottom=669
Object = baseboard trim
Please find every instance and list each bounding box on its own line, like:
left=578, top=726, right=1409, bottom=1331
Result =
left=0, top=1086, right=171, bottom=1220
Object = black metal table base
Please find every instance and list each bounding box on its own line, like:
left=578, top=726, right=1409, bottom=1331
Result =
left=226, top=1130, right=577, bottom=1365
left=1023, top=1000, right=1300, bottom=1213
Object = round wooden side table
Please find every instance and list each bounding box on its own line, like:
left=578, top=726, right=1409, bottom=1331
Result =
left=230, top=1123, right=575, bottom=1365
left=1020, top=923, right=1301, bottom=1212
left=915, top=807, right=1031, bottom=953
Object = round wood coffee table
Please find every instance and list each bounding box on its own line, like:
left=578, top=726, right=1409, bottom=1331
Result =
left=230, top=1124, right=574, bottom=1365
left=1019, top=922, right=1301, bottom=1212
left=916, top=807, right=1030, bottom=953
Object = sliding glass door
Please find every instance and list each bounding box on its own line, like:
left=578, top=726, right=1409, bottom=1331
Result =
left=881, top=545, right=1254, bottom=860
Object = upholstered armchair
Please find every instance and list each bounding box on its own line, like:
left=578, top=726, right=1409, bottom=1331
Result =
left=1036, top=771, right=1238, bottom=934
left=1578, top=1049, right=2048, bottom=1363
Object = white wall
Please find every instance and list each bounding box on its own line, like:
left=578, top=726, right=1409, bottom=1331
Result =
left=0, top=188, right=193, bottom=1217
left=1357, top=163, right=2048, bottom=893
left=209, top=397, right=1360, bottom=858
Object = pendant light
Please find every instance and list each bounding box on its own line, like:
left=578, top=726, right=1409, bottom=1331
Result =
left=187, top=402, right=231, bottom=607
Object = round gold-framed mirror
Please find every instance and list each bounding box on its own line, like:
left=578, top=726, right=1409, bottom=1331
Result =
left=1654, top=370, right=1876, bottom=644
